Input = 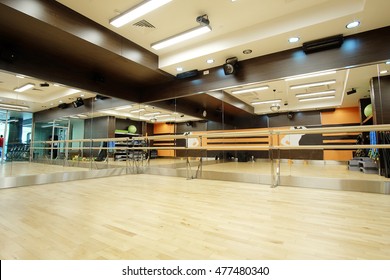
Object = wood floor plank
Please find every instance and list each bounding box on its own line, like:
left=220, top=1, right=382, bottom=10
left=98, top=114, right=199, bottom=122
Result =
left=0, top=173, right=389, bottom=259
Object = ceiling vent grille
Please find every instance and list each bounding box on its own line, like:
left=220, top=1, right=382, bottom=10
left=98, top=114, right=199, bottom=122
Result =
left=133, top=20, right=155, bottom=29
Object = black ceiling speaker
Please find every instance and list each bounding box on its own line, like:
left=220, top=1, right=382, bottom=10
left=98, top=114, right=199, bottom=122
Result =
left=176, top=69, right=199, bottom=79
left=223, top=57, right=238, bottom=75
left=302, top=34, right=344, bottom=54
left=347, top=88, right=357, bottom=95
left=58, top=103, right=68, bottom=109
left=72, top=97, right=84, bottom=108
left=95, top=94, right=110, bottom=100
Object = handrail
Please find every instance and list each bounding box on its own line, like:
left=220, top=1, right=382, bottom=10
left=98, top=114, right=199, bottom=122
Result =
left=28, top=124, right=390, bottom=145
left=28, top=124, right=390, bottom=152
left=131, top=124, right=390, bottom=140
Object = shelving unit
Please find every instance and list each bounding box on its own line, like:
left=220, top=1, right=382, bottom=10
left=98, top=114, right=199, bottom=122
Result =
left=113, top=132, right=148, bottom=161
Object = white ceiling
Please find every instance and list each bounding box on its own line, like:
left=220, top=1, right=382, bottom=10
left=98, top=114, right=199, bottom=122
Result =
left=57, top=0, right=390, bottom=74
left=222, top=63, right=390, bottom=114
left=0, top=70, right=200, bottom=123
left=1, top=0, right=390, bottom=119
left=0, top=71, right=95, bottom=112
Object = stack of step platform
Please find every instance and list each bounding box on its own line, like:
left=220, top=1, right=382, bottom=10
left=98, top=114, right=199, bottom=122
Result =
left=348, top=157, right=378, bottom=174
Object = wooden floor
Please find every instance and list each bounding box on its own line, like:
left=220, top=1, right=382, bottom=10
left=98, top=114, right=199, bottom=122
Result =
left=0, top=173, right=389, bottom=260
left=0, top=161, right=90, bottom=177
left=2, top=158, right=388, bottom=181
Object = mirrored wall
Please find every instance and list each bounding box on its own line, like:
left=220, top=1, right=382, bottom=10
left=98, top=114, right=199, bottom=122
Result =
left=1, top=60, right=390, bottom=192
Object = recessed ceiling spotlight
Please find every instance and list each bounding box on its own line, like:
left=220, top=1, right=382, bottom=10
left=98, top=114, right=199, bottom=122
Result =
left=207, top=59, right=214, bottom=64
left=177, top=67, right=183, bottom=72
left=243, top=49, right=252, bottom=54
left=346, top=20, right=360, bottom=29
left=288, top=37, right=300, bottom=43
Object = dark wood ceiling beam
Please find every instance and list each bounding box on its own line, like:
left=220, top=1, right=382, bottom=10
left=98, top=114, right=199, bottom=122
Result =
left=0, top=0, right=173, bottom=102
left=0, top=0, right=161, bottom=72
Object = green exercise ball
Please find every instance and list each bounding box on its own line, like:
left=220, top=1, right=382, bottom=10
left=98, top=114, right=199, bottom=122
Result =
left=128, top=125, right=137, bottom=134
left=364, top=104, right=372, bottom=118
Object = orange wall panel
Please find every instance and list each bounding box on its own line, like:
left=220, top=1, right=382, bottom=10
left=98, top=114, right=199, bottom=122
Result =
left=324, top=150, right=353, bottom=161
left=158, top=150, right=175, bottom=157
left=321, top=107, right=360, bottom=125
left=154, top=123, right=175, bottom=134
left=153, top=123, right=175, bottom=157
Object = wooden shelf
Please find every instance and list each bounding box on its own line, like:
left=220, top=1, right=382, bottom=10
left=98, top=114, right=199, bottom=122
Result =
left=114, top=132, right=138, bottom=136
left=361, top=115, right=373, bottom=125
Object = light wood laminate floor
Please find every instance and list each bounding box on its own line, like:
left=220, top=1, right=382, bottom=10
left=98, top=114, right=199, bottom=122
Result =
left=0, top=161, right=90, bottom=177
left=2, top=159, right=388, bottom=181
left=0, top=174, right=389, bottom=260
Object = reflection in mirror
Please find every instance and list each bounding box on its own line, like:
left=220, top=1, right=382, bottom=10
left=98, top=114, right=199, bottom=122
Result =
left=147, top=61, right=390, bottom=192
left=0, top=110, right=32, bottom=176
left=1, top=60, right=390, bottom=191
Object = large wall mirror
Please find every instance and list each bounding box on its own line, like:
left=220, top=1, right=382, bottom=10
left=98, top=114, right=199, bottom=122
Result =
left=1, top=60, right=389, bottom=191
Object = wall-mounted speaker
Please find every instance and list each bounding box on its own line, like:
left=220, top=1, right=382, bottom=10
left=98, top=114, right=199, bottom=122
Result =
left=223, top=57, right=238, bottom=75
left=72, top=97, right=84, bottom=108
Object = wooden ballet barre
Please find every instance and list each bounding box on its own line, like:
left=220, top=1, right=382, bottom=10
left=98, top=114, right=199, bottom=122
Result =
left=28, top=143, right=390, bottom=152
left=28, top=124, right=390, bottom=153
left=274, top=144, right=390, bottom=150
left=32, top=137, right=131, bottom=145
left=275, top=124, right=390, bottom=135
left=133, top=124, right=390, bottom=141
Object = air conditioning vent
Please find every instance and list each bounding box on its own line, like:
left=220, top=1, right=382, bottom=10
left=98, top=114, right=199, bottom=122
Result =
left=133, top=20, right=155, bottom=29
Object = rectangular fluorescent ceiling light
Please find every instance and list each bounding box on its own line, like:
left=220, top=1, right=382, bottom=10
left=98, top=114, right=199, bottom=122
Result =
left=110, top=0, right=172, bottom=28
left=143, top=112, right=161, bottom=116
left=0, top=103, right=29, bottom=110
left=130, top=108, right=146, bottom=113
left=155, top=114, right=171, bottom=118
left=0, top=106, right=22, bottom=111
left=295, top=90, right=336, bottom=98
left=151, top=25, right=212, bottom=50
left=115, top=105, right=133, bottom=111
left=299, top=95, right=335, bottom=102
left=231, top=86, right=269, bottom=94
left=14, top=83, right=35, bottom=92
left=285, top=71, right=336, bottom=81
left=251, top=99, right=282, bottom=105
left=290, top=80, right=336, bottom=90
